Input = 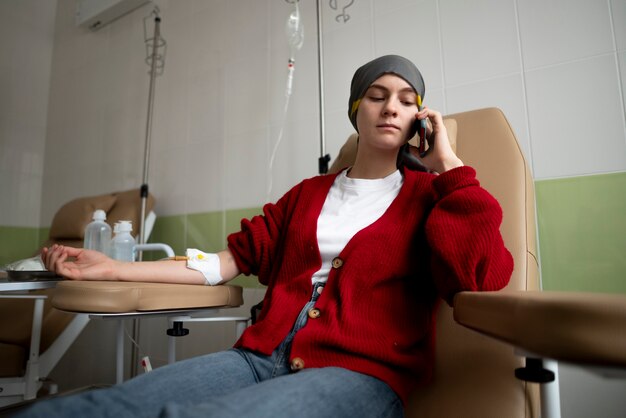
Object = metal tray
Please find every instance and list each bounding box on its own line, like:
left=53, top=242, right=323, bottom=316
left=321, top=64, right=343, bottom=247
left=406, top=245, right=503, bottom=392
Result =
left=6, top=270, right=63, bottom=281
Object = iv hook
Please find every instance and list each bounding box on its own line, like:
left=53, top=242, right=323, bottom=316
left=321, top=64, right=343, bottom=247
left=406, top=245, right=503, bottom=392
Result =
left=329, top=0, right=355, bottom=23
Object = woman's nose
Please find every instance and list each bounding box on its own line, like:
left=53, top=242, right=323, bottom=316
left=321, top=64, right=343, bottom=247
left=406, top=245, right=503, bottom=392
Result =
left=382, top=100, right=398, bottom=116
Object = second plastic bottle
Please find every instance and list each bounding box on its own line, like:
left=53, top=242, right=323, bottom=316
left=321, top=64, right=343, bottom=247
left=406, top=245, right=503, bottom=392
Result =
left=111, top=220, right=135, bottom=262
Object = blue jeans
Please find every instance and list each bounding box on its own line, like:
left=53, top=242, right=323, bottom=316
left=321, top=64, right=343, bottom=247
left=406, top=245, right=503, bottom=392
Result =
left=18, top=283, right=403, bottom=418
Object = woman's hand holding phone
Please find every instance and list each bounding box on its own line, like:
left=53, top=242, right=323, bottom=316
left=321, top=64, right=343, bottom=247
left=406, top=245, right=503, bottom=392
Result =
left=410, top=107, right=463, bottom=174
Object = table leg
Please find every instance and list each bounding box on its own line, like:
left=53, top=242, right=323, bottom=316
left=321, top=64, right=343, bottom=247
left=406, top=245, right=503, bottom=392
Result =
left=116, top=320, right=124, bottom=384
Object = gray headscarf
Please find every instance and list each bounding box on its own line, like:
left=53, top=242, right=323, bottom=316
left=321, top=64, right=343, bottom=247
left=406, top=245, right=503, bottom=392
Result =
left=348, top=55, right=425, bottom=133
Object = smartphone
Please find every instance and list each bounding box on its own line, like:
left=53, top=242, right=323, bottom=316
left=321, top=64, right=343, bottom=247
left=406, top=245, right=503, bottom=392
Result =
left=397, top=96, right=428, bottom=172
left=416, top=95, right=427, bottom=155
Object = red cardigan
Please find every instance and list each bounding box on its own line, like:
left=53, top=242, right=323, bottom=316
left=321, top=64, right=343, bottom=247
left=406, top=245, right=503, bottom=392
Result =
left=227, top=166, right=513, bottom=403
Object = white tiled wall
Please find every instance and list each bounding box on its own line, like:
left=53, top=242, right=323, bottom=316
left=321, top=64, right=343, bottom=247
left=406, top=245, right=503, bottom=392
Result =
left=439, top=0, right=522, bottom=86
left=615, top=1, right=626, bottom=53
left=2, top=0, right=626, bottom=227
left=526, top=54, right=626, bottom=178
left=0, top=0, right=56, bottom=227
left=517, top=0, right=615, bottom=70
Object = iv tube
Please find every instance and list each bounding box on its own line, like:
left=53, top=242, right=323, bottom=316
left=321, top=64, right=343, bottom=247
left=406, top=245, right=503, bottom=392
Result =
left=268, top=1, right=304, bottom=200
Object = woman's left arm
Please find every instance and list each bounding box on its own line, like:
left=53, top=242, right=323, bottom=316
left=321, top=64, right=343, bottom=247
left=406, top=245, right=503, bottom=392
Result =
left=425, top=167, right=514, bottom=306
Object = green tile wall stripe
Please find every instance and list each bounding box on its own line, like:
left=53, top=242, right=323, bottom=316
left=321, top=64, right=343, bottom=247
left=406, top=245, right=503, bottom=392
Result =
left=145, top=208, right=265, bottom=288
left=0, top=226, right=48, bottom=266
left=5, top=173, right=624, bottom=295
left=536, top=172, right=626, bottom=294
left=222, top=208, right=266, bottom=288
left=187, top=212, right=226, bottom=252
left=146, top=215, right=188, bottom=257
left=225, top=208, right=268, bottom=236
left=0, top=211, right=264, bottom=287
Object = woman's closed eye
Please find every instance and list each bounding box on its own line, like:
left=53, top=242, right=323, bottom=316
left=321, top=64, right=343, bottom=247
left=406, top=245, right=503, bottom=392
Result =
left=399, top=94, right=417, bottom=106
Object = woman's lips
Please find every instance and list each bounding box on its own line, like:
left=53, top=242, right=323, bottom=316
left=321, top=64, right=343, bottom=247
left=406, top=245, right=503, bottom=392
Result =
left=377, top=123, right=400, bottom=130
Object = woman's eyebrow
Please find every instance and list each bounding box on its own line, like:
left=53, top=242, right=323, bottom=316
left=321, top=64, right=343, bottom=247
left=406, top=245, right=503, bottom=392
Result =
left=366, top=84, right=416, bottom=95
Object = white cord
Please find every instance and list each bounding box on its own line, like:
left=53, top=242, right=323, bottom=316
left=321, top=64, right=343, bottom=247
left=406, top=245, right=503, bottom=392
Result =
left=267, top=86, right=293, bottom=201
left=267, top=2, right=303, bottom=201
left=123, top=323, right=168, bottom=365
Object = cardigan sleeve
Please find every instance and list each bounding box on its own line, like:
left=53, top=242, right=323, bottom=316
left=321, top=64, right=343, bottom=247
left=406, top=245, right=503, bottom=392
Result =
left=425, top=166, right=514, bottom=306
left=227, top=184, right=299, bottom=285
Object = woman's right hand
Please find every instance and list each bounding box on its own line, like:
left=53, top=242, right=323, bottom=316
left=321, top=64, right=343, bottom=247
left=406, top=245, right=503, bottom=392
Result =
left=414, top=107, right=463, bottom=174
left=41, top=244, right=120, bottom=281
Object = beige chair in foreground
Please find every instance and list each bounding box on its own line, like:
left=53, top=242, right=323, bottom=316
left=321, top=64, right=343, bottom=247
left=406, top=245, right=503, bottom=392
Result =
left=331, top=107, right=626, bottom=418
left=0, top=189, right=245, bottom=406
left=0, top=189, right=156, bottom=406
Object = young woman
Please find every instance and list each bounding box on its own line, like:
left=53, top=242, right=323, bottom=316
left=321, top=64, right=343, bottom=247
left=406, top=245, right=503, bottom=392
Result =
left=25, top=55, right=513, bottom=418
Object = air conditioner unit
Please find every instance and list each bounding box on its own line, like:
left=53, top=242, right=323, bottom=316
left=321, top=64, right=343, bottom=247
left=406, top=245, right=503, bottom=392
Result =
left=75, top=0, right=151, bottom=30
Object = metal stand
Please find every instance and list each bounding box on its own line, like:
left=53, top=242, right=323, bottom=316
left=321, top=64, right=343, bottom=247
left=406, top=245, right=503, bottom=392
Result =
left=166, top=315, right=249, bottom=364
left=130, top=7, right=167, bottom=378
left=515, top=352, right=562, bottom=418
left=138, top=7, right=166, bottom=255
left=315, top=0, right=330, bottom=174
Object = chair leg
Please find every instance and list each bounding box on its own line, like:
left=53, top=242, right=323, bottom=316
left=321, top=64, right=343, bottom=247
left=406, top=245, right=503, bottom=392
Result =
left=24, top=298, right=45, bottom=400
left=168, top=332, right=176, bottom=364
left=166, top=321, right=190, bottom=364
left=515, top=356, right=562, bottom=418
left=116, top=320, right=125, bottom=384
left=540, top=359, right=561, bottom=418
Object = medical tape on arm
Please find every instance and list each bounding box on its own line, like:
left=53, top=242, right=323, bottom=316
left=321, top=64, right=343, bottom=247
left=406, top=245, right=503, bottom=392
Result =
left=185, top=249, right=223, bottom=286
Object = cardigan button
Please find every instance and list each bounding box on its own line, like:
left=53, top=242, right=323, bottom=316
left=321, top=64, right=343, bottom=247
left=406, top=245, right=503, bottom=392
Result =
left=331, top=257, right=344, bottom=269
left=290, top=357, right=305, bottom=371
left=308, top=308, right=321, bottom=319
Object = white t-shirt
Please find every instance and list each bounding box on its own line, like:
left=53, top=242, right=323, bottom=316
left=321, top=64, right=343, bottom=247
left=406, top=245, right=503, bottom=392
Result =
left=311, top=169, right=403, bottom=284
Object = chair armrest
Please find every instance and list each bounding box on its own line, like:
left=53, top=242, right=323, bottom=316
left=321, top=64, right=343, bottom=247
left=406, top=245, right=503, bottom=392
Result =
left=453, top=291, right=626, bottom=369
left=134, top=243, right=175, bottom=258
left=52, top=281, right=243, bottom=313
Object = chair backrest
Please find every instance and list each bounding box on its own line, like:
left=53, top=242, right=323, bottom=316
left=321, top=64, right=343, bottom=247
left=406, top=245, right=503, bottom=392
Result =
left=38, top=189, right=155, bottom=353
left=46, top=189, right=155, bottom=248
left=329, top=108, right=539, bottom=417
left=405, top=108, right=540, bottom=417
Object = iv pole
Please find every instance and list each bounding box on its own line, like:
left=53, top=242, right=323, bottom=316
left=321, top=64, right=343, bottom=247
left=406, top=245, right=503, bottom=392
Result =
left=139, top=7, right=166, bottom=253
left=130, top=7, right=166, bottom=377
left=316, top=0, right=331, bottom=174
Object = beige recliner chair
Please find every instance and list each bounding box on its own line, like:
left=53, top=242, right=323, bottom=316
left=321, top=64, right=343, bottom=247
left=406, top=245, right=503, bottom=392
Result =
left=330, top=107, right=626, bottom=418
left=406, top=108, right=541, bottom=418
left=330, top=107, right=540, bottom=417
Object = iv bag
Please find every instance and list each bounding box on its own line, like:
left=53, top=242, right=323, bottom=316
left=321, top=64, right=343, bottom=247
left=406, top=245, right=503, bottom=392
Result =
left=285, top=3, right=304, bottom=58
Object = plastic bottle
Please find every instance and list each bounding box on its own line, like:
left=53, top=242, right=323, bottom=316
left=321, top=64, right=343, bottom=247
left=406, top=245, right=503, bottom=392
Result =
left=83, top=210, right=112, bottom=254
left=111, top=220, right=135, bottom=262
